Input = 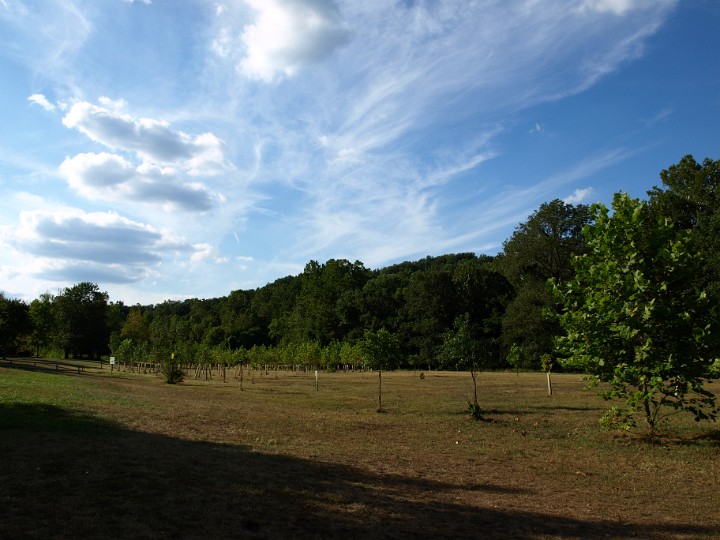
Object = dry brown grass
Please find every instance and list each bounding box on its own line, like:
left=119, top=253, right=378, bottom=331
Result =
left=1, top=360, right=719, bottom=539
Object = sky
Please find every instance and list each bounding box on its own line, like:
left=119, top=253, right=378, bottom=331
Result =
left=1, top=0, right=719, bottom=305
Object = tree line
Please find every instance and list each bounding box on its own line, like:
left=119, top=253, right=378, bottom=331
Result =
left=1, top=155, right=719, bottom=429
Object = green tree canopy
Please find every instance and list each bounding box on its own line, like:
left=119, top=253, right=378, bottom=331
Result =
left=0, top=293, right=31, bottom=359
left=54, top=282, right=110, bottom=359
left=553, top=193, right=718, bottom=432
left=496, top=199, right=592, bottom=367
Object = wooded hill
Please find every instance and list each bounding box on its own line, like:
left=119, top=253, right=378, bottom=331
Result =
left=2, top=155, right=719, bottom=374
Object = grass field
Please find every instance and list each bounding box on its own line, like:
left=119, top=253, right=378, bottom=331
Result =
left=1, top=359, right=718, bottom=539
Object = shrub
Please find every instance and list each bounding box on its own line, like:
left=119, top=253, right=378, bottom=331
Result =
left=160, top=362, right=184, bottom=384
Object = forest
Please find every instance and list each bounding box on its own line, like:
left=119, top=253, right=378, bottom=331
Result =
left=2, top=155, right=719, bottom=378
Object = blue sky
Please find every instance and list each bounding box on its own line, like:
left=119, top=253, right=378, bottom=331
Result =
left=1, top=0, right=718, bottom=305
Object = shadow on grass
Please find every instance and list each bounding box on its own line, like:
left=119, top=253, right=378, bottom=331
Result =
left=1, top=403, right=717, bottom=540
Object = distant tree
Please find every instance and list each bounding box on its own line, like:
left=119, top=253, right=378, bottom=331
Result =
left=399, top=269, right=458, bottom=368
left=0, top=293, right=31, bottom=359
left=359, top=272, right=406, bottom=333
left=648, top=155, right=720, bottom=325
left=53, top=282, right=110, bottom=359
left=121, top=306, right=149, bottom=343
left=496, top=199, right=592, bottom=366
left=283, top=259, right=369, bottom=346
left=28, top=292, right=54, bottom=357
left=452, top=258, right=512, bottom=368
left=360, top=328, right=402, bottom=412
left=554, top=193, right=718, bottom=432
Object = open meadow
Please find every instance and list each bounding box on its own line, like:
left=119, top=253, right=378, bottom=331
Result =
left=1, top=359, right=719, bottom=539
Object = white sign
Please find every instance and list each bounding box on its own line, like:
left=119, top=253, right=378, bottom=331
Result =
left=109, top=357, right=116, bottom=365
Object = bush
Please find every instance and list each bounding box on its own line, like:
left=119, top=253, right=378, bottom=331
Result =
left=467, top=402, right=483, bottom=421
left=160, top=362, right=184, bottom=384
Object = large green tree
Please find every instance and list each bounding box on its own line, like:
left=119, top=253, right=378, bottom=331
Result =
left=399, top=268, right=458, bottom=368
left=496, top=199, right=591, bottom=367
left=553, top=193, right=718, bottom=432
left=0, top=293, right=31, bottom=359
left=54, top=282, right=110, bottom=359
left=648, top=155, right=720, bottom=324
left=28, top=292, right=54, bottom=357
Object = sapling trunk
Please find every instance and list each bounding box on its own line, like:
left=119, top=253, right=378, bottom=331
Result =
left=470, top=369, right=478, bottom=407
left=546, top=371, right=553, bottom=396
left=378, top=369, right=383, bottom=412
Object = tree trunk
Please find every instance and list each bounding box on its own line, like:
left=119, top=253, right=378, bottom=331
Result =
left=642, top=380, right=655, bottom=433
left=470, top=369, right=478, bottom=407
left=546, top=372, right=553, bottom=396
left=378, top=369, right=383, bottom=412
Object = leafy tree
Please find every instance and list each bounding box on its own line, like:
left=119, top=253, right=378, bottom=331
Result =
left=496, top=199, right=592, bottom=365
left=121, top=306, right=149, bottom=343
left=399, top=268, right=458, bottom=368
left=53, top=283, right=110, bottom=359
left=360, top=328, right=402, bottom=412
left=285, top=259, right=369, bottom=346
left=500, top=285, right=557, bottom=368
left=0, top=293, right=31, bottom=359
left=437, top=313, right=486, bottom=419
left=648, top=155, right=720, bottom=324
left=553, top=193, right=718, bottom=432
left=28, top=292, right=54, bottom=357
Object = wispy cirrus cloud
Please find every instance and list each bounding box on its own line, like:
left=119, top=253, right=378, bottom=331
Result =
left=238, top=0, right=678, bottom=265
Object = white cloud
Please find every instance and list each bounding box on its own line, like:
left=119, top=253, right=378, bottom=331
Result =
left=238, top=0, right=350, bottom=81
left=564, top=187, right=595, bottom=205
left=59, top=152, right=216, bottom=212
left=191, top=243, right=228, bottom=263
left=27, top=93, right=56, bottom=111
left=62, top=98, right=230, bottom=174
left=12, top=208, right=204, bottom=284
left=578, top=0, right=663, bottom=16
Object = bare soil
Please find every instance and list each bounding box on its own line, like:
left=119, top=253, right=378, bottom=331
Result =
left=1, top=360, right=718, bottom=539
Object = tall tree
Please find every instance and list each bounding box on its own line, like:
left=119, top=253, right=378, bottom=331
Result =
left=648, top=155, right=720, bottom=321
left=554, top=193, right=718, bottom=432
left=53, top=282, right=110, bottom=359
left=28, top=292, right=54, bottom=357
left=496, top=199, right=591, bottom=367
left=399, top=268, right=458, bottom=368
left=0, top=293, right=31, bottom=359
left=289, top=259, right=369, bottom=346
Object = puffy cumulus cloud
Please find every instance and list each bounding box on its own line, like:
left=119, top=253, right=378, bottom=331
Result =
left=60, top=153, right=216, bottom=212
left=13, top=209, right=206, bottom=284
left=238, top=0, right=351, bottom=81
left=61, top=98, right=230, bottom=174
